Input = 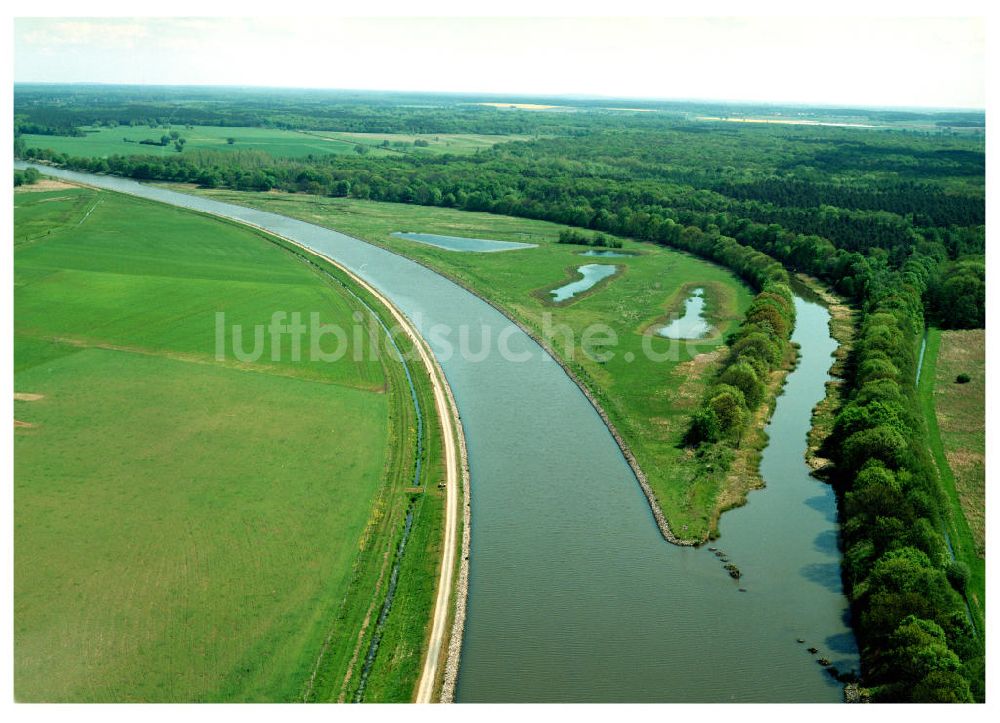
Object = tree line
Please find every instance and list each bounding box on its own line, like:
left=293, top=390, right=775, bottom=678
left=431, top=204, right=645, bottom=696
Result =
left=821, top=254, right=983, bottom=701
left=23, top=135, right=981, bottom=331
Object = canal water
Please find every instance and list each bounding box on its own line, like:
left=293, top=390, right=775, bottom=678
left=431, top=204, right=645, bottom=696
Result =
left=19, top=164, right=857, bottom=702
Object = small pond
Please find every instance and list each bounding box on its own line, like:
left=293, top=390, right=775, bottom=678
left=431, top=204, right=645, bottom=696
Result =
left=657, top=287, right=711, bottom=339
left=550, top=264, right=617, bottom=302
left=579, top=249, right=633, bottom=258
left=391, top=231, right=536, bottom=253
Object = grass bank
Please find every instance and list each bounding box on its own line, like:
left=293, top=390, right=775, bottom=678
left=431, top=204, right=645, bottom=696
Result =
left=14, top=184, right=445, bottom=701
left=916, top=327, right=985, bottom=631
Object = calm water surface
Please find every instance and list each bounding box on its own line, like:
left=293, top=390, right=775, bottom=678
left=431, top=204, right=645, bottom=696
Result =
left=579, top=249, right=633, bottom=258
left=21, top=165, right=856, bottom=702
left=658, top=287, right=711, bottom=339
left=391, top=231, right=536, bottom=253
left=550, top=264, right=618, bottom=302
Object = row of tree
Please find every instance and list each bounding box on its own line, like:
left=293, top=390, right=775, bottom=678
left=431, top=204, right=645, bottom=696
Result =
left=824, top=254, right=983, bottom=701
left=23, top=123, right=985, bottom=326
left=556, top=228, right=622, bottom=248
left=686, top=281, right=795, bottom=446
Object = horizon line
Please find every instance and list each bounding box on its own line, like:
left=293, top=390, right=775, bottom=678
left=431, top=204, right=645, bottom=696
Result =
left=12, top=80, right=986, bottom=114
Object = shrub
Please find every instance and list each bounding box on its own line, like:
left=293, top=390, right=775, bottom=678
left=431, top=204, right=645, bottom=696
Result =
left=707, top=385, right=748, bottom=437
left=842, top=425, right=908, bottom=473
left=719, top=361, right=765, bottom=409
left=945, top=560, right=970, bottom=593
left=686, top=409, right=720, bottom=445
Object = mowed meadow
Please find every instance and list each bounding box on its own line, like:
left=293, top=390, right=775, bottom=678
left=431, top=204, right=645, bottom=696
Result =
left=14, top=185, right=443, bottom=701
left=177, top=188, right=754, bottom=540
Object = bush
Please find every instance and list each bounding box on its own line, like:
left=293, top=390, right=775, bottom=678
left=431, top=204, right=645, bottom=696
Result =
left=945, top=560, right=970, bottom=593
left=955, top=373, right=971, bottom=384
left=842, top=425, right=908, bottom=473
left=707, top=385, right=748, bottom=437
left=14, top=166, right=40, bottom=186
left=719, top=361, right=765, bottom=409
left=686, top=409, right=720, bottom=445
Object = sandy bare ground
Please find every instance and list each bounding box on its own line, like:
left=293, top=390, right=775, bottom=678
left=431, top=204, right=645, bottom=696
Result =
left=15, top=179, right=77, bottom=193
left=15, top=393, right=45, bottom=401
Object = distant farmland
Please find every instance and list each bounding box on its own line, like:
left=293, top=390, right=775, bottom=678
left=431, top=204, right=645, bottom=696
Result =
left=14, top=185, right=445, bottom=701
left=19, top=125, right=528, bottom=160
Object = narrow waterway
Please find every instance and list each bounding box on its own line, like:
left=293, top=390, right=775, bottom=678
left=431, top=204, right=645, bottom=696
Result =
left=19, top=164, right=857, bottom=702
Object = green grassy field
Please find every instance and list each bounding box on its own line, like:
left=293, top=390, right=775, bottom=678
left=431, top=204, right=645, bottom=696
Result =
left=917, top=328, right=985, bottom=628
left=21, top=125, right=527, bottom=160
left=14, top=185, right=445, bottom=701
left=174, top=188, right=753, bottom=541
left=305, top=130, right=532, bottom=155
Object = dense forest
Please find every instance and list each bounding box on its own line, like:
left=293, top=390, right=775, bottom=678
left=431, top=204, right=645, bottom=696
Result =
left=15, top=86, right=986, bottom=701
left=14, top=84, right=985, bottom=136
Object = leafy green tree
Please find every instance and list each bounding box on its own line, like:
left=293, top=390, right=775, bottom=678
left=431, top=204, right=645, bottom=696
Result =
left=911, top=671, right=974, bottom=703
left=945, top=560, right=970, bottom=593
left=686, top=408, right=721, bottom=445
left=731, top=332, right=781, bottom=367
left=707, top=385, right=747, bottom=438
left=719, top=361, right=765, bottom=409
left=871, top=616, right=972, bottom=702
left=842, top=425, right=908, bottom=473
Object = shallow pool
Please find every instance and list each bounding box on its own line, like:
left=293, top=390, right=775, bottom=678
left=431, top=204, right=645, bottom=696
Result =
left=657, top=287, right=711, bottom=339
left=391, top=231, right=536, bottom=253
left=579, top=249, right=633, bottom=258
left=549, top=264, right=618, bottom=302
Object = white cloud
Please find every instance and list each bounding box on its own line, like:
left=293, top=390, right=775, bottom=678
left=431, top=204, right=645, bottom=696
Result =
left=13, top=16, right=986, bottom=108
left=21, top=19, right=151, bottom=49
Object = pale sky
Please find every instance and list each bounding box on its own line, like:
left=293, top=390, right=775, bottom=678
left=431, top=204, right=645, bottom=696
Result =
left=13, top=17, right=986, bottom=109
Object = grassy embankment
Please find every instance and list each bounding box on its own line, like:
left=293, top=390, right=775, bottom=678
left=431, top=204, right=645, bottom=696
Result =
left=14, top=185, right=445, bottom=702
left=20, top=125, right=528, bottom=160
left=916, top=327, right=985, bottom=630
left=170, top=188, right=754, bottom=542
